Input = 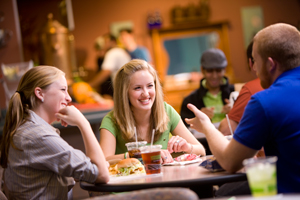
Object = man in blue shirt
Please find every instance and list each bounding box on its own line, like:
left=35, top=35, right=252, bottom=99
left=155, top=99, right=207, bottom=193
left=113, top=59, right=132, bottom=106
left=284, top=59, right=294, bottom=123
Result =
left=185, top=23, right=300, bottom=194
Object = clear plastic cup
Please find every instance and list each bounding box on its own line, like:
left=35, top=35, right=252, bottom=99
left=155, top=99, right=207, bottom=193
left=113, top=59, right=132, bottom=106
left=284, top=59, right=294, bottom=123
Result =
left=125, top=141, right=147, bottom=164
left=139, top=145, right=162, bottom=175
left=243, top=156, right=278, bottom=197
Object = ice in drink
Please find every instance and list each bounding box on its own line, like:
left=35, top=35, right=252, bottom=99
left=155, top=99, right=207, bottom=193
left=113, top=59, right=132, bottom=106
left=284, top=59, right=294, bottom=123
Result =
left=243, top=156, right=277, bottom=197
left=125, top=141, right=147, bottom=164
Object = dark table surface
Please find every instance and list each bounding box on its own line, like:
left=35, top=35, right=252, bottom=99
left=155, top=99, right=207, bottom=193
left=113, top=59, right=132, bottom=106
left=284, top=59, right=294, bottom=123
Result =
left=80, top=156, right=247, bottom=198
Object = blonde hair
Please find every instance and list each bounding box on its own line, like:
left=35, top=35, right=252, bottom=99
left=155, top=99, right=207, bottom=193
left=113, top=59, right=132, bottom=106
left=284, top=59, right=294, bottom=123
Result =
left=0, top=66, right=64, bottom=168
left=113, top=59, right=169, bottom=142
left=254, top=23, right=300, bottom=71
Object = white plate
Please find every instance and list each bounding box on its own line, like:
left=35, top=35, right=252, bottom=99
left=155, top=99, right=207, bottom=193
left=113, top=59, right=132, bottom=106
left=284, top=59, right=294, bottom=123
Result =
left=162, top=158, right=202, bottom=166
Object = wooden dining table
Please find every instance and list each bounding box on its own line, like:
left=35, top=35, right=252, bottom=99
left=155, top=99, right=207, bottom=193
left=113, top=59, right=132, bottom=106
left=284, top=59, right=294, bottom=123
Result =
left=80, top=157, right=247, bottom=198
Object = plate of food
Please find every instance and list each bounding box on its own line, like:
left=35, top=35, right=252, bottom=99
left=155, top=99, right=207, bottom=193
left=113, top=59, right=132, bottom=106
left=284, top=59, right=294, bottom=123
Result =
left=163, top=154, right=202, bottom=166
left=108, top=158, right=149, bottom=182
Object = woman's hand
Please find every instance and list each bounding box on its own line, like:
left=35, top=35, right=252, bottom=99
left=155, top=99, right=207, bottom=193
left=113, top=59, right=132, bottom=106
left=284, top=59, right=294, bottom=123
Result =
left=55, top=105, right=87, bottom=127
left=160, top=150, right=174, bottom=164
left=167, top=135, right=190, bottom=154
left=185, top=103, right=214, bottom=134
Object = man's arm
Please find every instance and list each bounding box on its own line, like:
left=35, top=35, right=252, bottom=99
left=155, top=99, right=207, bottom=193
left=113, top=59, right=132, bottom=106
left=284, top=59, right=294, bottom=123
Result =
left=89, top=69, right=111, bottom=88
left=185, top=104, right=257, bottom=173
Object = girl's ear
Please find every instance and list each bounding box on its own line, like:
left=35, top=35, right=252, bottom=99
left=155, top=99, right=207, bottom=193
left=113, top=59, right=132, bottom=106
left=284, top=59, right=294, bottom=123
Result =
left=34, top=87, right=44, bottom=102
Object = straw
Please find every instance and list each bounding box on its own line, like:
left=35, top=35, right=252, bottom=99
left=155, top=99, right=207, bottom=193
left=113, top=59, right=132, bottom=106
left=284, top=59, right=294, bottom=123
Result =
left=226, top=114, right=234, bottom=135
left=150, top=129, right=155, bottom=151
left=134, top=126, right=138, bottom=148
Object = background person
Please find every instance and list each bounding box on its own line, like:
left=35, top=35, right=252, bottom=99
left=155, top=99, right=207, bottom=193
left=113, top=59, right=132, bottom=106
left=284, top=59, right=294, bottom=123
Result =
left=93, top=35, right=113, bottom=98
left=89, top=33, right=131, bottom=96
left=99, top=59, right=205, bottom=164
left=180, top=48, right=235, bottom=127
left=119, top=28, right=151, bottom=62
left=0, top=66, right=109, bottom=199
left=218, top=41, right=263, bottom=136
left=185, top=23, right=300, bottom=194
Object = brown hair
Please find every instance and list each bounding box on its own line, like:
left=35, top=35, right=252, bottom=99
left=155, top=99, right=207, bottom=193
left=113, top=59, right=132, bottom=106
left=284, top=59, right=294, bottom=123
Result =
left=254, top=23, right=300, bottom=71
left=112, top=59, right=169, bottom=142
left=0, top=66, right=64, bottom=168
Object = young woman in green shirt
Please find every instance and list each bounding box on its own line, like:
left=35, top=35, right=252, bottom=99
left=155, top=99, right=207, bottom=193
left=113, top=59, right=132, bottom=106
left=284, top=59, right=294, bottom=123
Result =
left=100, top=59, right=205, bottom=164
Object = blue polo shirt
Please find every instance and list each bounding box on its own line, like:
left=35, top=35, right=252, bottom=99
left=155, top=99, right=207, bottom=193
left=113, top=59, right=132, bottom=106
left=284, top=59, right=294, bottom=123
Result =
left=234, top=66, right=300, bottom=193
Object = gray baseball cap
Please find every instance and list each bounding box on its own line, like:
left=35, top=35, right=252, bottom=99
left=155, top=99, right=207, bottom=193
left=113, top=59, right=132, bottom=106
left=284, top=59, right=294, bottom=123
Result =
left=201, top=48, right=227, bottom=69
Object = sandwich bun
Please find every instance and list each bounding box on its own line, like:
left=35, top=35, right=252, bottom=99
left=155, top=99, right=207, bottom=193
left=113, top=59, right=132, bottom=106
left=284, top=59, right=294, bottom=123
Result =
left=114, top=158, right=145, bottom=176
left=117, top=158, right=141, bottom=169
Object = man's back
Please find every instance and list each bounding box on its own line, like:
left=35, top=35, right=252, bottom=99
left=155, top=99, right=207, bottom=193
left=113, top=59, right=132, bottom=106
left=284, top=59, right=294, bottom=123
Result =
left=234, top=66, right=300, bottom=193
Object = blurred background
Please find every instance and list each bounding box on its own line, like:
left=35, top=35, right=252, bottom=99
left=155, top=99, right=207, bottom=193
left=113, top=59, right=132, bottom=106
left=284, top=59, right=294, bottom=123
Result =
left=1, top=0, right=300, bottom=109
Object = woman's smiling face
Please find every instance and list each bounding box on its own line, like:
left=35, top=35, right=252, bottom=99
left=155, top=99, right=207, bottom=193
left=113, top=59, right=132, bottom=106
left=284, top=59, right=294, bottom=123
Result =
left=128, top=70, right=155, bottom=112
left=41, top=75, right=72, bottom=123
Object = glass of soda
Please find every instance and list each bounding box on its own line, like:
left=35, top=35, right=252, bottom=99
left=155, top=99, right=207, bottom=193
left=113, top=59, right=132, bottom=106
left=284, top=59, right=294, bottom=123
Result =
left=125, top=141, right=147, bottom=164
left=139, top=145, right=162, bottom=175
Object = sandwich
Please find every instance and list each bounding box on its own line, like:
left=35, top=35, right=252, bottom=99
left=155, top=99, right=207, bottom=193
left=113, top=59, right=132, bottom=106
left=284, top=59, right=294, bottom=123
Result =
left=109, top=158, right=145, bottom=176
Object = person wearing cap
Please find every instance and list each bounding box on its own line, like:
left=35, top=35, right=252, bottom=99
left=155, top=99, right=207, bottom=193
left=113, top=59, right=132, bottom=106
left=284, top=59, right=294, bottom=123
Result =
left=218, top=41, right=264, bottom=136
left=180, top=48, right=235, bottom=127
left=185, top=23, right=300, bottom=194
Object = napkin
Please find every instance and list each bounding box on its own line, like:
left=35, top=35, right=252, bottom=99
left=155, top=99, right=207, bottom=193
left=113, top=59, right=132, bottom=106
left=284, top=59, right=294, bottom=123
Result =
left=199, top=157, right=224, bottom=172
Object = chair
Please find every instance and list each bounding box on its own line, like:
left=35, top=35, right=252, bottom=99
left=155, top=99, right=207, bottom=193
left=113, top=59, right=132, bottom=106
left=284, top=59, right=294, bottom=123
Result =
left=83, top=187, right=198, bottom=200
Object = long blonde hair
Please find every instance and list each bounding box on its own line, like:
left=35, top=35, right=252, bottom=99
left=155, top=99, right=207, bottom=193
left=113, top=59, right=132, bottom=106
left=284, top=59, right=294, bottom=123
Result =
left=113, top=59, right=169, bottom=142
left=0, top=66, right=64, bottom=168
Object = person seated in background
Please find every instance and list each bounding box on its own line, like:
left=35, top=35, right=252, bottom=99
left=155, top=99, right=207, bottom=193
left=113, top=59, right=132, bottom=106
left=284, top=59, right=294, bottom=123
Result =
left=93, top=35, right=114, bottom=98
left=0, top=66, right=109, bottom=199
left=180, top=48, right=235, bottom=127
left=119, top=28, right=151, bottom=62
left=214, top=41, right=264, bottom=197
left=99, top=59, right=205, bottom=164
left=89, top=33, right=131, bottom=96
left=218, top=41, right=263, bottom=136
left=185, top=23, right=300, bottom=194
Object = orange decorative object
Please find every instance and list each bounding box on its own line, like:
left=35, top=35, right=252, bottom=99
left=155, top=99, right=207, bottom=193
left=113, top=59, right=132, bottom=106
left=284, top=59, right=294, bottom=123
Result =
left=72, top=82, right=97, bottom=104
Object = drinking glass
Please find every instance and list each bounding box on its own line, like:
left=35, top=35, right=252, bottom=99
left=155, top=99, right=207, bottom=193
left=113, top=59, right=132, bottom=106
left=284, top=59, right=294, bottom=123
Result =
left=139, top=145, right=162, bottom=175
left=243, top=156, right=277, bottom=197
left=125, top=141, right=147, bottom=164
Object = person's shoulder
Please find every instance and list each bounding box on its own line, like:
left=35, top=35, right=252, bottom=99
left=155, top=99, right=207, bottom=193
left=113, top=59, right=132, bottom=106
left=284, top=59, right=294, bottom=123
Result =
left=104, top=48, right=130, bottom=63
left=164, top=102, right=173, bottom=111
left=16, top=120, right=57, bottom=141
left=245, top=78, right=260, bottom=87
left=137, top=46, right=148, bottom=51
left=106, top=47, right=127, bottom=55
left=164, top=102, right=178, bottom=113
left=103, top=110, right=115, bottom=120
left=243, top=78, right=263, bottom=94
left=183, top=88, right=200, bottom=101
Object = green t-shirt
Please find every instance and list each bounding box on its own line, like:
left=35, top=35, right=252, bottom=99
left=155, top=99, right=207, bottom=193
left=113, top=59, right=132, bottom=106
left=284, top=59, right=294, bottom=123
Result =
left=100, top=102, right=180, bottom=154
left=202, top=79, right=226, bottom=123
